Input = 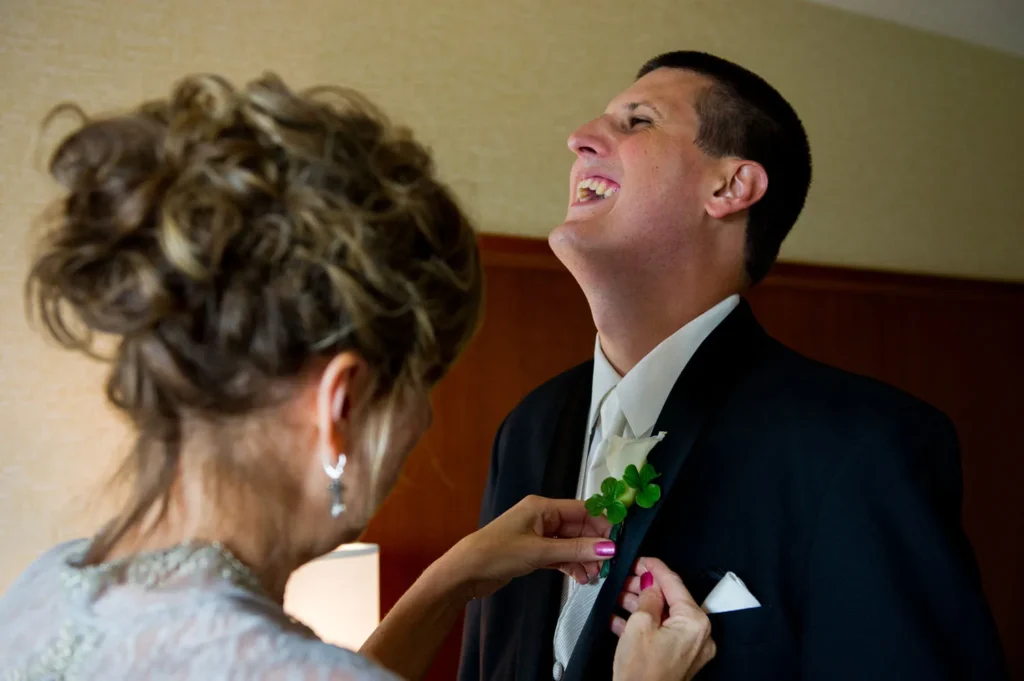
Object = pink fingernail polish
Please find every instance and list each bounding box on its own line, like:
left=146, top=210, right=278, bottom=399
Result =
left=595, top=541, right=616, bottom=557
left=640, top=571, right=654, bottom=591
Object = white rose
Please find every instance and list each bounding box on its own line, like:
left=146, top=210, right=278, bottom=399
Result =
left=604, top=432, right=667, bottom=481
left=586, top=432, right=668, bottom=526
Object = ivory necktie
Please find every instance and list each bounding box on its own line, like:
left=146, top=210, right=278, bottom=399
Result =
left=551, top=387, right=627, bottom=680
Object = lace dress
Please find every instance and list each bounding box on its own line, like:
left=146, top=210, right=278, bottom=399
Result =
left=0, top=540, right=403, bottom=681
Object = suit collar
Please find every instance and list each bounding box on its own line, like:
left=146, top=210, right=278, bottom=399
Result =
left=586, top=341, right=620, bottom=438
left=515, top=363, right=593, bottom=681
left=590, top=294, right=741, bottom=439
left=565, top=298, right=769, bottom=681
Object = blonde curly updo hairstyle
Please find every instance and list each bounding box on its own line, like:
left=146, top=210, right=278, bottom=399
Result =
left=27, top=73, right=482, bottom=561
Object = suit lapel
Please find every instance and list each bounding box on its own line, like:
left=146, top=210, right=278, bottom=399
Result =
left=515, top=362, right=593, bottom=681
left=564, top=300, right=768, bottom=681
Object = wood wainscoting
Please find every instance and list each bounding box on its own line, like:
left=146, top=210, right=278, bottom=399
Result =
left=362, top=235, right=1024, bottom=680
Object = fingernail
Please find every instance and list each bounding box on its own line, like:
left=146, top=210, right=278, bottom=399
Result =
left=595, top=541, right=616, bottom=557
left=640, top=571, right=654, bottom=591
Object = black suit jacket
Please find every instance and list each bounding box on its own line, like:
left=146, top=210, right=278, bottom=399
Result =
left=458, top=300, right=1006, bottom=681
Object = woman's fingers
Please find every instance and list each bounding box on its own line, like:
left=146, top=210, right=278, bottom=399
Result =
left=611, top=557, right=716, bottom=681
left=505, top=497, right=615, bottom=579
left=639, top=557, right=701, bottom=617
left=610, top=614, right=627, bottom=637
left=452, top=496, right=617, bottom=600
left=556, top=560, right=607, bottom=585
left=552, top=517, right=609, bottom=539
left=633, top=584, right=666, bottom=624
left=556, top=562, right=588, bottom=585
left=538, top=536, right=615, bottom=567
left=532, top=497, right=612, bottom=538
left=698, top=638, right=718, bottom=668
left=618, top=585, right=666, bottom=644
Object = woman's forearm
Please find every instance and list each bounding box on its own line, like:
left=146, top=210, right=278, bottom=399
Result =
left=360, top=549, right=471, bottom=681
left=359, top=497, right=612, bottom=680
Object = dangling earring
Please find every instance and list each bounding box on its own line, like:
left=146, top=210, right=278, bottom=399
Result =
left=322, top=451, right=347, bottom=518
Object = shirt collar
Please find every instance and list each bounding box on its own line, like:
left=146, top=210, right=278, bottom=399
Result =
left=588, top=295, right=740, bottom=438
left=586, top=335, right=623, bottom=437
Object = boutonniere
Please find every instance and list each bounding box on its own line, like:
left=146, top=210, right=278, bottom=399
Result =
left=585, top=432, right=666, bottom=577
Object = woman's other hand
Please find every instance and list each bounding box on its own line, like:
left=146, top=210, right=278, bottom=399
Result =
left=611, top=557, right=716, bottom=681
left=445, top=495, right=614, bottom=599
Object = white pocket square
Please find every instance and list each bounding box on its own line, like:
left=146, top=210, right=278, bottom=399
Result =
left=700, top=572, right=761, bottom=614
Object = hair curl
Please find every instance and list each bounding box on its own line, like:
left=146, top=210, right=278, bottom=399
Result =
left=27, top=73, right=482, bottom=561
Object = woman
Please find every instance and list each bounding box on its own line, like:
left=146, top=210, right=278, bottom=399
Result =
left=0, top=73, right=714, bottom=681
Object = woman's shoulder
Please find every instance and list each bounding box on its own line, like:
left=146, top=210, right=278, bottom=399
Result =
left=204, top=591, right=402, bottom=681
left=23, top=538, right=89, bottom=572
left=0, top=540, right=89, bottom=662
left=0, top=539, right=87, bottom=601
left=240, top=639, right=403, bottom=681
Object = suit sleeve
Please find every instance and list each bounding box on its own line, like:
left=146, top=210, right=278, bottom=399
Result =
left=800, top=411, right=1007, bottom=680
left=457, top=415, right=509, bottom=681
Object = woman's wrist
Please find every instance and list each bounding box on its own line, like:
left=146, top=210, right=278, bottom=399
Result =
left=426, top=538, right=479, bottom=605
left=362, top=537, right=481, bottom=681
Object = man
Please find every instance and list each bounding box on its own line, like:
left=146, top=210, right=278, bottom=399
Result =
left=458, top=51, right=1006, bottom=681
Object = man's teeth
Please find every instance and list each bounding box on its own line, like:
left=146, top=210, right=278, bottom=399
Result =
left=576, top=177, right=619, bottom=201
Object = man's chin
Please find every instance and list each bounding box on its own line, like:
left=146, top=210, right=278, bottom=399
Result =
left=548, top=219, right=621, bottom=281
left=548, top=220, right=580, bottom=268
left=550, top=216, right=611, bottom=252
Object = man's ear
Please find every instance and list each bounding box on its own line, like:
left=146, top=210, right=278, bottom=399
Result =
left=706, top=160, right=768, bottom=220
left=316, top=352, right=366, bottom=458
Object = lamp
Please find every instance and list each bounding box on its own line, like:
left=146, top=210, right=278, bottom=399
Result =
left=283, top=542, right=380, bottom=650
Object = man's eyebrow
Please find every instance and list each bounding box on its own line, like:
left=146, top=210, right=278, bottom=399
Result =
left=625, top=100, right=663, bottom=117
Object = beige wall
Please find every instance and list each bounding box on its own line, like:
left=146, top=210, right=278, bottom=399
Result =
left=1, top=0, right=1022, bottom=589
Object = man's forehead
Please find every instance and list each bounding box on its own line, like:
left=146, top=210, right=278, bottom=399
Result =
left=605, top=68, right=712, bottom=117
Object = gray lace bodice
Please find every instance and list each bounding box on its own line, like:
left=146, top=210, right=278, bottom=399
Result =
left=0, top=540, right=402, bottom=681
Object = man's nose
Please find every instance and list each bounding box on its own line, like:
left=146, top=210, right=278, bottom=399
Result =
left=568, top=117, right=613, bottom=158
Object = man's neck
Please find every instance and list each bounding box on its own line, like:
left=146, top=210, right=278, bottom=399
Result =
left=593, top=285, right=739, bottom=375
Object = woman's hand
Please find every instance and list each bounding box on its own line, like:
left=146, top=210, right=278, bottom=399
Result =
left=363, top=495, right=611, bottom=681
left=611, top=557, right=716, bottom=681
left=444, top=495, right=614, bottom=600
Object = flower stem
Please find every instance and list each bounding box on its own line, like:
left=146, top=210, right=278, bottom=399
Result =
left=600, top=524, right=623, bottom=579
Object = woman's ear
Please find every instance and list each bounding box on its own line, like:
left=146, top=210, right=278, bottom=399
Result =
left=705, top=160, right=768, bottom=220
left=316, top=352, right=366, bottom=458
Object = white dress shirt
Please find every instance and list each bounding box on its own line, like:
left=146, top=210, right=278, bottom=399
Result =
left=551, top=294, right=740, bottom=679
left=582, top=294, right=741, bottom=449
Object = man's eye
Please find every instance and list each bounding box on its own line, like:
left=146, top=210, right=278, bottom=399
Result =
left=628, top=116, right=651, bottom=128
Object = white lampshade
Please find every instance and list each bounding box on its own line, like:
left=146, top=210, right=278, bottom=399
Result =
left=283, top=542, right=380, bottom=650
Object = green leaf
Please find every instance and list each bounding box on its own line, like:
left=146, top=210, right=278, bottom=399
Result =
left=612, top=479, right=627, bottom=500
left=622, top=464, right=642, bottom=489
left=585, top=494, right=607, bottom=517
left=600, top=477, right=619, bottom=499
left=616, top=485, right=637, bottom=508
left=635, top=483, right=662, bottom=509
left=640, top=463, right=661, bottom=486
left=606, top=501, right=628, bottom=525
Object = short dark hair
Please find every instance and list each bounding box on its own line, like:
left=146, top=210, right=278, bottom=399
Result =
left=637, top=51, right=812, bottom=285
